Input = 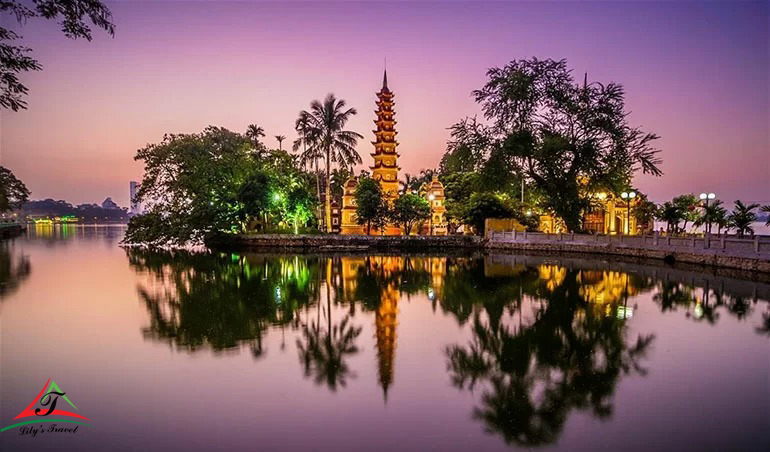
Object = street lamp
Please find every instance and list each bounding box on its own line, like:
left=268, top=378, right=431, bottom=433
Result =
left=428, top=193, right=435, bottom=236
left=699, top=192, right=716, bottom=233
left=620, top=191, right=636, bottom=235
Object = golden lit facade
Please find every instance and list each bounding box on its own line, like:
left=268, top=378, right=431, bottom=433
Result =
left=539, top=193, right=643, bottom=235
left=341, top=70, right=402, bottom=235
left=419, top=176, right=448, bottom=235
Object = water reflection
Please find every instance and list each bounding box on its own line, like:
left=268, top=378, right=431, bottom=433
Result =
left=126, top=249, right=770, bottom=447
left=0, top=240, right=31, bottom=299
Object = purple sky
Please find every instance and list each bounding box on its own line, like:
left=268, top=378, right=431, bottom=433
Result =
left=1, top=1, right=767, bottom=207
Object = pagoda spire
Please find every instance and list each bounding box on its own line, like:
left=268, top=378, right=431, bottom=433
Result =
left=382, top=69, right=389, bottom=91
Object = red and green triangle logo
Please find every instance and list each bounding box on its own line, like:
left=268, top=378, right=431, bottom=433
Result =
left=1, top=378, right=91, bottom=432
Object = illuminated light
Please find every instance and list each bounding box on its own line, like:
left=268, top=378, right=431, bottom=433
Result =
left=428, top=194, right=435, bottom=201
left=526, top=210, right=532, bottom=216
left=273, top=193, right=281, bottom=202
left=617, top=306, right=633, bottom=319
left=275, top=287, right=282, bottom=304
left=427, top=288, right=435, bottom=301
left=596, top=192, right=607, bottom=200
left=693, top=304, right=703, bottom=319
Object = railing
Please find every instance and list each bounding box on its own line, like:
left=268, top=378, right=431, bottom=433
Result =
left=488, top=231, right=770, bottom=260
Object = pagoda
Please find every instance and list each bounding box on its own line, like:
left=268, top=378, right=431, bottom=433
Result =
left=341, top=70, right=403, bottom=235
left=371, top=70, right=400, bottom=200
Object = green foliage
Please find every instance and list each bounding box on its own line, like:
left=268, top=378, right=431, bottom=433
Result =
left=1, top=0, right=114, bottom=111
left=299, top=94, right=364, bottom=232
left=728, top=200, right=759, bottom=237
left=392, top=194, right=431, bottom=235
left=633, top=197, right=658, bottom=231
left=354, top=177, right=387, bottom=234
left=672, top=194, right=698, bottom=231
left=0, top=166, right=30, bottom=212
left=656, top=201, right=684, bottom=234
left=125, top=126, right=318, bottom=245
left=448, top=58, right=662, bottom=232
left=463, top=193, right=515, bottom=235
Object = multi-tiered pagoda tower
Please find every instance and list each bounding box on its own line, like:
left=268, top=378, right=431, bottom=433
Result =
left=371, top=70, right=400, bottom=199
left=341, top=70, right=402, bottom=235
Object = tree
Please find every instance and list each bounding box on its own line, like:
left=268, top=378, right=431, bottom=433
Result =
left=633, top=198, right=658, bottom=233
left=354, top=177, right=387, bottom=234
left=285, top=185, right=316, bottom=234
left=463, top=193, right=515, bottom=236
left=673, top=194, right=698, bottom=233
left=695, top=199, right=725, bottom=234
left=237, top=171, right=272, bottom=230
left=124, top=126, right=257, bottom=245
left=728, top=200, right=759, bottom=237
left=761, top=205, right=770, bottom=227
left=304, top=94, right=363, bottom=232
left=293, top=111, right=322, bottom=204
left=459, top=58, right=661, bottom=232
left=400, top=173, right=419, bottom=194
left=1, top=0, right=114, bottom=111
left=392, top=194, right=431, bottom=235
left=0, top=166, right=30, bottom=212
left=656, top=201, right=684, bottom=234
left=275, top=135, right=286, bottom=151
left=246, top=124, right=267, bottom=156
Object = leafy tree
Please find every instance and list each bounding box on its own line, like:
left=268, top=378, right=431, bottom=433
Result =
left=354, top=177, right=387, bottom=234
left=457, top=58, right=661, bottom=232
left=633, top=197, right=658, bottom=233
left=728, top=200, right=759, bottom=237
left=302, top=94, right=363, bottom=232
left=673, top=194, right=698, bottom=232
left=0, top=166, right=30, bottom=212
left=399, top=173, right=420, bottom=194
left=125, top=126, right=257, bottom=245
left=285, top=185, right=317, bottom=234
left=463, top=193, right=515, bottom=236
left=392, top=194, right=431, bottom=235
left=237, top=171, right=272, bottom=230
left=1, top=0, right=114, bottom=111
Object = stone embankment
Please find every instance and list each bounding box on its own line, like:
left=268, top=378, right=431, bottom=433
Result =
left=207, top=233, right=483, bottom=252
left=487, top=231, right=770, bottom=274
left=210, top=231, right=770, bottom=274
left=0, top=223, right=24, bottom=240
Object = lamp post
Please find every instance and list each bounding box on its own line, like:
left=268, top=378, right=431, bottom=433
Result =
left=428, top=193, right=435, bottom=236
left=699, top=192, right=716, bottom=233
left=620, top=191, right=636, bottom=235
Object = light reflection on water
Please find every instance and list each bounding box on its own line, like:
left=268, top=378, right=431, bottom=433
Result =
left=1, top=226, right=768, bottom=451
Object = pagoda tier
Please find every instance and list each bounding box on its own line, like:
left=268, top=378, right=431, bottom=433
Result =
left=371, top=69, right=400, bottom=200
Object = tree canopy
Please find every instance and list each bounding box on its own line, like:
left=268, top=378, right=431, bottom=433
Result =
left=0, top=166, right=30, bottom=212
left=1, top=0, right=114, bottom=111
left=443, top=58, right=662, bottom=232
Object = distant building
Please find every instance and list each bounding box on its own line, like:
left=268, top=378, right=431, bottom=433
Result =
left=129, top=181, right=142, bottom=214
left=101, top=197, right=120, bottom=210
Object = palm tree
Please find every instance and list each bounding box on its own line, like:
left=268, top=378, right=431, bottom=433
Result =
left=306, top=94, right=363, bottom=232
left=696, top=199, right=724, bottom=234
left=762, top=205, right=770, bottom=227
left=293, top=111, right=322, bottom=204
left=275, top=135, right=286, bottom=151
left=727, top=200, right=759, bottom=237
left=400, top=173, right=417, bottom=194
left=656, top=202, right=684, bottom=234
left=246, top=124, right=266, bottom=157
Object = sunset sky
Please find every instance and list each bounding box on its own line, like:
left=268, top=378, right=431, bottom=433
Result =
left=1, top=1, right=767, bottom=207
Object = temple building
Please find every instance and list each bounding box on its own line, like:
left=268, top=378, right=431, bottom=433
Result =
left=539, top=192, right=649, bottom=235
left=340, top=70, right=448, bottom=236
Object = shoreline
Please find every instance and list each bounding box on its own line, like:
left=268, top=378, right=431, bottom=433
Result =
left=207, top=233, right=770, bottom=276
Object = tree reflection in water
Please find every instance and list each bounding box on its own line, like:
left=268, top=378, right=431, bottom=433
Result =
left=0, top=241, right=31, bottom=299
left=443, top=263, right=655, bottom=447
left=127, top=249, right=769, bottom=446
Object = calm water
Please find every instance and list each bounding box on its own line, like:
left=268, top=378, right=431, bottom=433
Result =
left=1, top=225, right=768, bottom=451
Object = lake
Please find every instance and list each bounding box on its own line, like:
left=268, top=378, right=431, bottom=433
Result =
left=1, top=225, right=768, bottom=451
